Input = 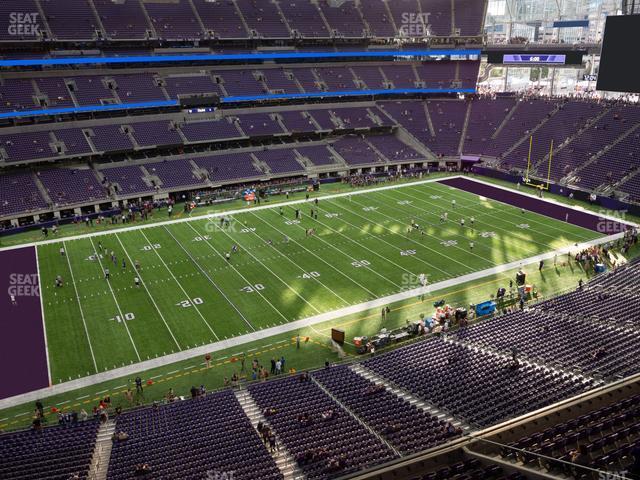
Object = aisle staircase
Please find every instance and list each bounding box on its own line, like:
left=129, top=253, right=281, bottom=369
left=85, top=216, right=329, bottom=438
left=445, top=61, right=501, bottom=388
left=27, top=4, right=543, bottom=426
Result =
left=88, top=419, right=116, bottom=480
left=234, top=389, right=305, bottom=480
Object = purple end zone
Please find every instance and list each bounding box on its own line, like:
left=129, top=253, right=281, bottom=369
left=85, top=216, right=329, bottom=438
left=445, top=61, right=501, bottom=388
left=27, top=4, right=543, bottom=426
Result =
left=0, top=246, right=49, bottom=400
left=439, top=177, right=627, bottom=234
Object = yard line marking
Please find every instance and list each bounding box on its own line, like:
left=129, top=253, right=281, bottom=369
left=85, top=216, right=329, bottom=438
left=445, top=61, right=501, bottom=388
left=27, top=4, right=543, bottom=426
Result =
left=114, top=385, right=127, bottom=389
left=95, top=389, right=108, bottom=394
left=372, top=189, right=529, bottom=261
left=115, top=233, right=182, bottom=351
left=331, top=197, right=476, bottom=274
left=250, top=211, right=378, bottom=299
left=76, top=395, right=89, bottom=400
left=166, top=370, right=179, bottom=375
left=399, top=185, right=563, bottom=248
left=62, top=240, right=99, bottom=374
left=0, top=418, right=8, bottom=422
left=89, top=237, right=142, bottom=363
left=278, top=213, right=402, bottom=288
left=305, top=205, right=423, bottom=285
left=183, top=221, right=289, bottom=323
left=150, top=374, right=162, bottom=379
left=211, top=222, right=323, bottom=315
left=163, top=225, right=254, bottom=332
left=381, top=187, right=540, bottom=257
left=56, top=400, right=70, bottom=405
left=14, top=412, right=29, bottom=417
left=34, top=246, right=52, bottom=387
left=139, top=229, right=221, bottom=341
left=239, top=214, right=352, bottom=305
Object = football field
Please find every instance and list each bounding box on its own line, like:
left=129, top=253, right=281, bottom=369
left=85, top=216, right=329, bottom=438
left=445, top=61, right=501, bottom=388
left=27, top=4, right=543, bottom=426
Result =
left=36, top=178, right=604, bottom=384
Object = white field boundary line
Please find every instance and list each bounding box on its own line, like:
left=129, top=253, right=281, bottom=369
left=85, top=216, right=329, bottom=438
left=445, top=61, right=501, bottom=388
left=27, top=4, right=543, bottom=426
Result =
left=2, top=174, right=632, bottom=256
left=0, top=229, right=625, bottom=411
left=34, top=246, right=52, bottom=387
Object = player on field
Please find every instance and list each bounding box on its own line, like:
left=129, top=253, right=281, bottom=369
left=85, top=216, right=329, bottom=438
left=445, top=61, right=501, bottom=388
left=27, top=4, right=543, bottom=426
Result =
left=225, top=252, right=231, bottom=261
left=104, top=268, right=110, bottom=280
left=134, top=277, right=140, bottom=288
left=295, top=209, right=300, bottom=220
left=122, top=259, right=126, bottom=270
left=279, top=207, right=284, bottom=216
left=470, top=216, right=475, bottom=226
left=418, top=273, right=427, bottom=287
left=469, top=241, right=474, bottom=251
left=451, top=199, right=456, bottom=209
left=59, top=246, right=65, bottom=256
left=232, top=244, right=238, bottom=253
left=134, top=259, right=140, bottom=270
left=460, top=218, right=465, bottom=227
left=55, top=275, right=63, bottom=287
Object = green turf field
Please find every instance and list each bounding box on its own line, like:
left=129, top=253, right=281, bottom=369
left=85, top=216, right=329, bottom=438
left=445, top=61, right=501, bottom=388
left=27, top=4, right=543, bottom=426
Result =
left=37, top=179, right=604, bottom=384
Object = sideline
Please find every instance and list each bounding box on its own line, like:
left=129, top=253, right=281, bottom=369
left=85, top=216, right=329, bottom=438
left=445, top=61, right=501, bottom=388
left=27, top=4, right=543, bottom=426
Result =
left=0, top=174, right=634, bottom=253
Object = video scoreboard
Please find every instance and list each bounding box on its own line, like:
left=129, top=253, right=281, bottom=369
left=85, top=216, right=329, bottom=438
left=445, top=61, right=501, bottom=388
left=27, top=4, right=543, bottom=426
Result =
left=503, top=54, right=566, bottom=64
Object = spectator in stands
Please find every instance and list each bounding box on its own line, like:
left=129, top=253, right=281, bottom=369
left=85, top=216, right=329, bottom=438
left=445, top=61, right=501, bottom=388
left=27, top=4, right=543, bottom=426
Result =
left=275, top=358, right=282, bottom=375
left=568, top=444, right=590, bottom=475
left=268, top=431, right=278, bottom=453
left=134, top=463, right=152, bottom=476
left=628, top=445, right=640, bottom=479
